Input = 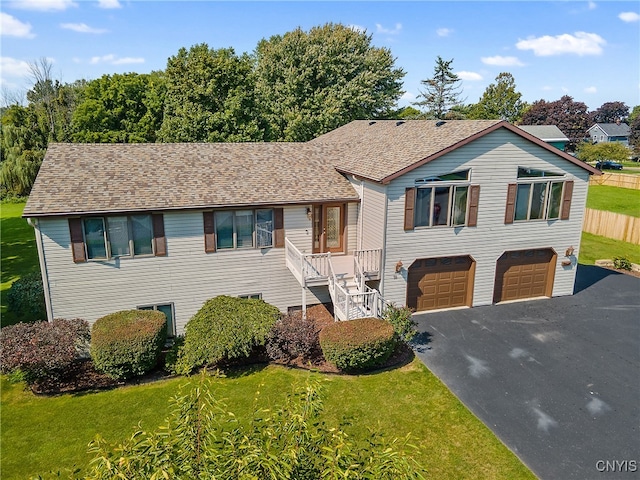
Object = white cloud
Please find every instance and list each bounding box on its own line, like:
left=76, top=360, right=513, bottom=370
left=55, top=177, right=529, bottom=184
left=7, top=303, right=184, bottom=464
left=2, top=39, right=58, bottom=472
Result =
left=481, top=55, right=524, bottom=67
left=376, top=23, right=402, bottom=35
left=400, top=91, right=416, bottom=101
left=90, top=54, right=144, bottom=65
left=436, top=28, right=452, bottom=37
left=457, top=71, right=483, bottom=81
left=584, top=86, right=597, bottom=94
left=516, top=32, right=605, bottom=56
left=588, top=1, right=597, bottom=10
left=1, top=13, right=35, bottom=38
left=9, top=0, right=77, bottom=11
left=0, top=57, right=31, bottom=77
left=97, top=0, right=121, bottom=8
left=619, top=12, right=640, bottom=23
left=113, top=57, right=144, bottom=65
left=61, top=23, right=108, bottom=34
left=348, top=24, right=366, bottom=34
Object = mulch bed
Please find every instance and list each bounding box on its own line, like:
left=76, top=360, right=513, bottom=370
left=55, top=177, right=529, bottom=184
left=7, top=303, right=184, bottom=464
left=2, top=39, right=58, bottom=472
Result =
left=30, top=303, right=414, bottom=396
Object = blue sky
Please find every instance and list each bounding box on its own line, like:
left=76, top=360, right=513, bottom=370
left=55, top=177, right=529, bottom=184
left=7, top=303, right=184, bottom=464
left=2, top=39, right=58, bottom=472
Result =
left=2, top=0, right=639, bottom=111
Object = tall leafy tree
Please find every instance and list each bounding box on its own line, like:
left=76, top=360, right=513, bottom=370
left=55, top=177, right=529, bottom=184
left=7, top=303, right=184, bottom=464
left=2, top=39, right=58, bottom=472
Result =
left=72, top=72, right=166, bottom=143
left=590, top=101, right=629, bottom=124
left=576, top=141, right=631, bottom=163
left=158, top=44, right=264, bottom=143
left=467, top=72, right=528, bottom=123
left=26, top=58, right=81, bottom=143
left=519, top=95, right=591, bottom=148
left=412, top=56, right=464, bottom=119
left=254, top=23, right=405, bottom=142
left=629, top=113, right=640, bottom=156
left=0, top=104, right=47, bottom=197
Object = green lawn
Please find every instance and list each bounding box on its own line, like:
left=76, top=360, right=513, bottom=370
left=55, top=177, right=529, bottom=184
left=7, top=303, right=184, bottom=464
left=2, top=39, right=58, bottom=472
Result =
left=579, top=231, right=640, bottom=265
left=1, top=202, right=40, bottom=327
left=1, top=362, right=536, bottom=480
left=586, top=185, right=640, bottom=217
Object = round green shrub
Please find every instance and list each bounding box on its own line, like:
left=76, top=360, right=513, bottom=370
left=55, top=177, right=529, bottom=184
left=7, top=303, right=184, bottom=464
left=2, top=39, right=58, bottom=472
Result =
left=175, top=295, right=280, bottom=374
left=7, top=272, right=46, bottom=320
left=91, top=310, right=167, bottom=380
left=319, top=317, right=397, bottom=372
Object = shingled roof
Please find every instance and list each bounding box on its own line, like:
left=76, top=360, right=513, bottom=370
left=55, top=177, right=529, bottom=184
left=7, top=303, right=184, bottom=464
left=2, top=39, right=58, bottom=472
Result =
left=587, top=122, right=631, bottom=137
left=311, top=119, right=599, bottom=182
left=24, top=142, right=359, bottom=216
left=24, top=120, right=600, bottom=217
left=517, top=125, right=569, bottom=142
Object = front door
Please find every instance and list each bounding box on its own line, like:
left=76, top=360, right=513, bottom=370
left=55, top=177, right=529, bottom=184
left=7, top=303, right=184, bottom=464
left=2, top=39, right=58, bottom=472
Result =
left=312, top=204, right=345, bottom=253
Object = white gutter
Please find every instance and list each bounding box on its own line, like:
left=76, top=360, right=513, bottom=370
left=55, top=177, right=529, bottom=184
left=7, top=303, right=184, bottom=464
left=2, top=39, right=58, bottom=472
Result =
left=27, top=217, right=54, bottom=322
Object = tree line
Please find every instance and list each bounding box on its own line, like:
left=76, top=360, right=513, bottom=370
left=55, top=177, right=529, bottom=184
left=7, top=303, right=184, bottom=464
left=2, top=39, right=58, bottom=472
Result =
left=1, top=24, right=638, bottom=198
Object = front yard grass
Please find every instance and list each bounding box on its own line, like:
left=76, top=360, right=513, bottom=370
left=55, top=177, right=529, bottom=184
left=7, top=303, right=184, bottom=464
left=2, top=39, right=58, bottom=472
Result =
left=1, top=361, right=536, bottom=480
left=1, top=202, right=39, bottom=327
left=586, top=185, right=640, bottom=217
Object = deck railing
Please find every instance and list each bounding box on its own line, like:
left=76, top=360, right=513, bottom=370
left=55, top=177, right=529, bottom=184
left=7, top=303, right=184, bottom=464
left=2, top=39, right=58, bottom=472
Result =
left=285, top=238, right=331, bottom=286
left=331, top=283, right=389, bottom=321
left=354, top=248, right=382, bottom=277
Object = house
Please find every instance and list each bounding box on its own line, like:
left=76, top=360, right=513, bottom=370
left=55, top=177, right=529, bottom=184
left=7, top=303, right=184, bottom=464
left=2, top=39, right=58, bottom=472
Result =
left=586, top=122, right=631, bottom=146
left=23, top=120, right=601, bottom=335
left=517, top=125, right=570, bottom=151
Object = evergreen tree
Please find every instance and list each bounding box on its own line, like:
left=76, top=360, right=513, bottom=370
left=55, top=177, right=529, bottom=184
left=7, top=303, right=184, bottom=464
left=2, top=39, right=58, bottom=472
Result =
left=413, top=56, right=464, bottom=119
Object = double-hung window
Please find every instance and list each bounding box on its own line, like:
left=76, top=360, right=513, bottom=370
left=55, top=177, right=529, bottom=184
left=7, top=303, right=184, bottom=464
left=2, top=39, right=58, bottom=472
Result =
left=83, top=215, right=154, bottom=259
left=406, top=169, right=479, bottom=229
left=215, top=209, right=274, bottom=250
left=513, top=167, right=566, bottom=222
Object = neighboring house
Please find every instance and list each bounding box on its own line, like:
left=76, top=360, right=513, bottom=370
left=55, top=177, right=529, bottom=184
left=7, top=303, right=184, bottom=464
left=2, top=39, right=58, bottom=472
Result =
left=23, top=120, right=600, bottom=335
left=586, top=122, right=631, bottom=146
left=517, top=125, right=570, bottom=151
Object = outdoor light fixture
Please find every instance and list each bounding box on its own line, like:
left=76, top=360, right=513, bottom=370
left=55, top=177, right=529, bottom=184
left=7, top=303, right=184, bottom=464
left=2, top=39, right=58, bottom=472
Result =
left=565, top=246, right=575, bottom=257
left=306, top=207, right=312, bottom=220
left=395, top=260, right=403, bottom=273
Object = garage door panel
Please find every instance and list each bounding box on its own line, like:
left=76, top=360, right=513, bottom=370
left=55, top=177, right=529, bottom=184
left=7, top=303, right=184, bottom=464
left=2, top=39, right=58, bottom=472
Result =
left=494, top=249, right=555, bottom=303
left=408, top=256, right=474, bottom=312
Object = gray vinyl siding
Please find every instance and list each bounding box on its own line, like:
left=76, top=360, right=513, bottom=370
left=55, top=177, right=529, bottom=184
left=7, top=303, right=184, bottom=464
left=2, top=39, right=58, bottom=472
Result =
left=346, top=202, right=358, bottom=254
left=36, top=206, right=330, bottom=334
left=361, top=181, right=387, bottom=251
left=380, top=129, right=590, bottom=308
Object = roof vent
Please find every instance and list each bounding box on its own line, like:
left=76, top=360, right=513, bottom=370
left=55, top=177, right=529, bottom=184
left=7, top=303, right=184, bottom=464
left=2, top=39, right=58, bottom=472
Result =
left=436, top=121, right=446, bottom=127
left=396, top=121, right=405, bottom=126
left=369, top=121, right=377, bottom=126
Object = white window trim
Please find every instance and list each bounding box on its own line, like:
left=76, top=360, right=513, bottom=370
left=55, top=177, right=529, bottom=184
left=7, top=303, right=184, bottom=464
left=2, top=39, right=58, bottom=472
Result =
left=414, top=182, right=471, bottom=228
left=514, top=179, right=566, bottom=222
left=83, top=215, right=155, bottom=261
left=239, top=293, right=262, bottom=300
left=215, top=208, right=274, bottom=250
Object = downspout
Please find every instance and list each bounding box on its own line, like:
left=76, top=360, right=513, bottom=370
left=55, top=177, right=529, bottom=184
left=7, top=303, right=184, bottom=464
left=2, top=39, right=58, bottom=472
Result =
left=379, top=184, right=389, bottom=297
left=357, top=176, right=364, bottom=251
left=27, top=217, right=54, bottom=322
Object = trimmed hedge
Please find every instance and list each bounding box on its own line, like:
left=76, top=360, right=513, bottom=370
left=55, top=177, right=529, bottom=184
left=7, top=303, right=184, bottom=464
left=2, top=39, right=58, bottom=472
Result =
left=319, top=317, right=396, bottom=372
left=91, top=310, right=167, bottom=380
left=0, top=318, right=90, bottom=384
left=175, top=296, right=280, bottom=374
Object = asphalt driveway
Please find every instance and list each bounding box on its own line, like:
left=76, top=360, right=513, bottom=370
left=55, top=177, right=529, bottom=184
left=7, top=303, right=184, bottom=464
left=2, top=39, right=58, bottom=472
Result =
left=412, top=265, right=640, bottom=480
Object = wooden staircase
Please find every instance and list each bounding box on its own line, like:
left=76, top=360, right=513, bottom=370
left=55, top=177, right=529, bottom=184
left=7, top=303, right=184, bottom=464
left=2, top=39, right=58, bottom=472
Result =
left=327, top=255, right=387, bottom=321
